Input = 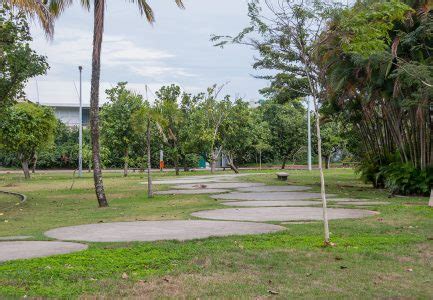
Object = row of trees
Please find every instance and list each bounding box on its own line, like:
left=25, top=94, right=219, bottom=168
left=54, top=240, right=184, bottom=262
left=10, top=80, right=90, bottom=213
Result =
left=0, top=82, right=349, bottom=179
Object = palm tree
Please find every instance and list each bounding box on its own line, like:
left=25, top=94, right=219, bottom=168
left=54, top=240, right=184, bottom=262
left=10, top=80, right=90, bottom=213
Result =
left=48, top=0, right=184, bottom=207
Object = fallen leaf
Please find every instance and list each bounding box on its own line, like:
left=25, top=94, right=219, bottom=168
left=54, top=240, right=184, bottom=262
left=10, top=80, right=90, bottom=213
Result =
left=121, top=272, right=129, bottom=279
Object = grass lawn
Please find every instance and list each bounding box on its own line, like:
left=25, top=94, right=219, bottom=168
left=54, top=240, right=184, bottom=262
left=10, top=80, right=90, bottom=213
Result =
left=0, top=169, right=432, bottom=298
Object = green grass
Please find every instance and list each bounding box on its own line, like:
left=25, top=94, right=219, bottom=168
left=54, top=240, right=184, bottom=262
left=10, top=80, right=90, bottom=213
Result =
left=0, top=169, right=432, bottom=298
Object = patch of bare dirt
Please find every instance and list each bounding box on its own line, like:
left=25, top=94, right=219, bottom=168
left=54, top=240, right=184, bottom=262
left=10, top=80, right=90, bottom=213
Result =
left=130, top=272, right=259, bottom=298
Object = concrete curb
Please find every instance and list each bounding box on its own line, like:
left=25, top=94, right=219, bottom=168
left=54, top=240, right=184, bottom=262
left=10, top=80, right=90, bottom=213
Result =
left=0, top=190, right=27, bottom=204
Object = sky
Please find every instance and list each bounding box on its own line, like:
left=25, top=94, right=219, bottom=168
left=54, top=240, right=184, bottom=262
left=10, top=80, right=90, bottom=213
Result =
left=24, top=0, right=267, bottom=106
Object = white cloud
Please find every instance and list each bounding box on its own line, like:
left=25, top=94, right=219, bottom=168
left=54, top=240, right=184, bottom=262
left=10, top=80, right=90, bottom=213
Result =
left=32, top=28, right=193, bottom=80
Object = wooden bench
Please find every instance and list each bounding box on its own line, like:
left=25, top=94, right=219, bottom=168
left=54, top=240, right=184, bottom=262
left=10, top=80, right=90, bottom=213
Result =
left=276, top=172, right=289, bottom=181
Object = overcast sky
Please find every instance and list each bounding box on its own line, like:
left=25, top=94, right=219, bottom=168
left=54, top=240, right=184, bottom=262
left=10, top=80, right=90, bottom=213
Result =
left=24, top=0, right=267, bottom=106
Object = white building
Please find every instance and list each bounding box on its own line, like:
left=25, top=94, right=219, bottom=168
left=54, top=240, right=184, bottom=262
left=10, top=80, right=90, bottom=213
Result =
left=39, top=103, right=90, bottom=127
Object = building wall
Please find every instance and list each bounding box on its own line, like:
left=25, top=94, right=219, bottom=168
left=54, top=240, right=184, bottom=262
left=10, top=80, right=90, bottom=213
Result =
left=52, top=107, right=89, bottom=127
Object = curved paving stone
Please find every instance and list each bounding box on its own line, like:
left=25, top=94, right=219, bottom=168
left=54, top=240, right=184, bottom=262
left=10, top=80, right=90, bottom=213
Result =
left=0, top=241, right=88, bottom=262
left=44, top=220, right=285, bottom=242
left=328, top=198, right=371, bottom=202
left=336, top=201, right=390, bottom=206
left=192, top=207, right=378, bottom=222
left=212, top=192, right=335, bottom=201
left=0, top=235, right=32, bottom=241
left=174, top=182, right=266, bottom=190
left=236, top=186, right=311, bottom=192
left=221, top=200, right=321, bottom=207
left=147, top=178, right=222, bottom=185
left=155, top=189, right=231, bottom=195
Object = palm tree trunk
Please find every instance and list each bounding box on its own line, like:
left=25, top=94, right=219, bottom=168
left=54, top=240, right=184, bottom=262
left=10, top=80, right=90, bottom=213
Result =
left=90, top=0, right=108, bottom=208
left=147, top=118, right=153, bottom=198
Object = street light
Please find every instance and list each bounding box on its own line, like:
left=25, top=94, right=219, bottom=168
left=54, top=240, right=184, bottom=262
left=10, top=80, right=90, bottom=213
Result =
left=78, top=66, right=83, bottom=177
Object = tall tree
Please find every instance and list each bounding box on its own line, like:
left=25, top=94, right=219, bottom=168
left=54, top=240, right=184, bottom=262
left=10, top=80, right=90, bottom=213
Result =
left=317, top=0, right=433, bottom=198
left=213, top=0, right=341, bottom=245
left=0, top=6, right=49, bottom=107
left=0, top=102, right=56, bottom=179
left=101, top=82, right=143, bottom=177
left=154, top=85, right=183, bottom=175
left=260, top=99, right=306, bottom=169
left=48, top=0, right=184, bottom=207
left=188, top=85, right=231, bottom=173
left=221, top=98, right=254, bottom=173
left=132, top=103, right=165, bottom=198
left=251, top=109, right=271, bottom=170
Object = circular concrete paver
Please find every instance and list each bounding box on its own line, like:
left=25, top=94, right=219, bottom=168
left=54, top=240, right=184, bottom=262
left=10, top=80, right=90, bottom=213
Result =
left=336, top=201, right=390, bottom=206
left=221, top=200, right=321, bottom=207
left=0, top=235, right=32, bottom=241
left=0, top=241, right=88, bottom=262
left=148, top=178, right=223, bottom=185
left=328, top=198, right=371, bottom=202
left=174, top=182, right=266, bottom=190
left=192, top=207, right=378, bottom=222
left=44, top=220, right=285, bottom=242
left=155, top=189, right=231, bottom=195
left=212, top=192, right=335, bottom=201
left=236, top=186, right=312, bottom=192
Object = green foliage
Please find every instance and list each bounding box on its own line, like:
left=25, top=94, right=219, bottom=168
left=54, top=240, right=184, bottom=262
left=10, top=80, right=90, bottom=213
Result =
left=101, top=82, right=144, bottom=167
left=380, top=162, right=433, bottom=195
left=0, top=102, right=56, bottom=163
left=337, top=0, right=412, bottom=57
left=0, top=6, right=49, bottom=106
left=259, top=99, right=307, bottom=165
left=357, top=153, right=433, bottom=195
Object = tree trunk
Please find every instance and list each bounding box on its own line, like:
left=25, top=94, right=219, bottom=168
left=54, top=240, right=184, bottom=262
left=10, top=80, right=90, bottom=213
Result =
left=226, top=153, right=239, bottom=174
left=313, top=102, right=330, bottom=245
left=228, top=161, right=239, bottom=174
left=324, top=155, right=330, bottom=169
left=173, top=141, right=179, bottom=176
left=22, top=159, right=30, bottom=180
left=31, top=154, right=37, bottom=174
left=211, top=151, right=216, bottom=173
left=123, top=147, right=128, bottom=177
left=429, top=188, right=433, bottom=207
left=147, top=119, right=153, bottom=198
left=259, top=150, right=262, bottom=170
left=281, top=157, right=287, bottom=169
left=90, top=0, right=108, bottom=208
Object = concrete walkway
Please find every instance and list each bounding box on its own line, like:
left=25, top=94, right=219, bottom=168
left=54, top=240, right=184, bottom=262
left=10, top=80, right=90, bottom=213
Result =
left=45, top=220, right=285, bottom=242
left=0, top=241, right=87, bottom=262
left=192, top=207, right=378, bottom=222
left=211, top=192, right=335, bottom=201
left=1, top=173, right=385, bottom=262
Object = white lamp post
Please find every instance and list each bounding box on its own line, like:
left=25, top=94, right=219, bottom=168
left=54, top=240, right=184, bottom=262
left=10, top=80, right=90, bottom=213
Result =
left=78, top=66, right=83, bottom=177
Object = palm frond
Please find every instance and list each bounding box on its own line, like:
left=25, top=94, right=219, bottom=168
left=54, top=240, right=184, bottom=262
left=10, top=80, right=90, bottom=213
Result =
left=175, top=0, right=185, bottom=9
left=5, top=0, right=55, bottom=36
left=128, top=0, right=154, bottom=23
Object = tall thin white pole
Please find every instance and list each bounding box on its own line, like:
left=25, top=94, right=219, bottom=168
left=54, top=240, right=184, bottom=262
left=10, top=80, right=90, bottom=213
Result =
left=78, top=66, right=83, bottom=177
left=307, top=96, right=312, bottom=171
